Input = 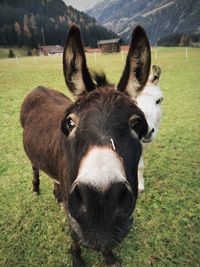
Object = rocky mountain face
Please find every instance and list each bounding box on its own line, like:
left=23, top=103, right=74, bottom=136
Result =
left=88, top=0, right=200, bottom=43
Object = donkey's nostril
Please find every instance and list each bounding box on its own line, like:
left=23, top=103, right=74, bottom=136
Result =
left=150, top=128, right=155, bottom=134
left=106, top=182, right=134, bottom=216
left=69, top=183, right=99, bottom=220
left=68, top=183, right=86, bottom=218
left=74, top=184, right=83, bottom=203
left=117, top=184, right=134, bottom=214
left=119, top=186, right=128, bottom=203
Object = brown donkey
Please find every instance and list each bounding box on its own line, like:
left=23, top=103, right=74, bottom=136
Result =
left=20, top=25, right=151, bottom=266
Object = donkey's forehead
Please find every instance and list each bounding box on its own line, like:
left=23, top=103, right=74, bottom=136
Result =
left=71, top=87, right=139, bottom=115
left=143, top=83, right=163, bottom=98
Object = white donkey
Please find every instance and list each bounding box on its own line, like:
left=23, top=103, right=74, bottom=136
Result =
left=136, top=65, right=163, bottom=192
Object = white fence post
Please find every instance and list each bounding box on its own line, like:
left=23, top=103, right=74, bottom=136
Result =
left=185, top=47, right=188, bottom=59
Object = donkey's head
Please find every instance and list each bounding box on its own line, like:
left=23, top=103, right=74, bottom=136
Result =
left=137, top=65, right=163, bottom=144
left=61, top=25, right=150, bottom=250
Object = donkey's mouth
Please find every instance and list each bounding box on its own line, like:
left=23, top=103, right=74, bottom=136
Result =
left=68, top=213, right=133, bottom=250
left=141, top=138, right=153, bottom=143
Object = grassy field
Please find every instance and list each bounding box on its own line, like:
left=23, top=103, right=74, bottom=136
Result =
left=0, top=47, right=199, bottom=267
left=0, top=47, right=29, bottom=59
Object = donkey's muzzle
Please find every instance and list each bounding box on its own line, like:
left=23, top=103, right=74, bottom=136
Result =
left=142, top=127, right=155, bottom=143
left=68, top=181, right=135, bottom=224
left=68, top=181, right=135, bottom=249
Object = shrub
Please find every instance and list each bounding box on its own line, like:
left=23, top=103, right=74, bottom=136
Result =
left=8, top=49, right=15, bottom=58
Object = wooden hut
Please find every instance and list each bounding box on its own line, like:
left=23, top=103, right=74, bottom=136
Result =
left=39, top=45, right=64, bottom=56
left=97, top=38, right=121, bottom=53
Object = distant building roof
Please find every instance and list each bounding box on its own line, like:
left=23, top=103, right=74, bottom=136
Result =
left=39, top=45, right=63, bottom=54
left=97, top=38, right=121, bottom=45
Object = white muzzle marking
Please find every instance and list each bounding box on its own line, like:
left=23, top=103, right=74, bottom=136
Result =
left=75, top=146, right=126, bottom=191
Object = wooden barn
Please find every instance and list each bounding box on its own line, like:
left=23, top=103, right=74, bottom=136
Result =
left=39, top=45, right=64, bottom=56
left=97, top=38, right=121, bottom=53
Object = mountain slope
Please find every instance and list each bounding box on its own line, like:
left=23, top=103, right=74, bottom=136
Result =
left=0, top=0, right=117, bottom=48
left=88, top=0, right=200, bottom=43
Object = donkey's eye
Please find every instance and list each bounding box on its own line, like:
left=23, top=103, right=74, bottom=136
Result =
left=66, top=116, right=76, bottom=131
left=61, top=114, right=77, bottom=136
left=129, top=115, right=142, bottom=133
left=156, top=97, right=163, bottom=105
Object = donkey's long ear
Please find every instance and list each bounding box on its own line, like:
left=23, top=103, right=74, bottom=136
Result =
left=148, top=65, right=161, bottom=85
left=63, top=25, right=95, bottom=96
left=117, top=25, right=151, bottom=98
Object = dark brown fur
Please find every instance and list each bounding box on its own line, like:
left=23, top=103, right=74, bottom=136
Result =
left=20, top=87, right=73, bottom=201
left=21, top=87, right=71, bottom=180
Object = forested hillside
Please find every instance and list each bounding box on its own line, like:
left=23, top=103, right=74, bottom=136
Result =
left=0, top=0, right=117, bottom=48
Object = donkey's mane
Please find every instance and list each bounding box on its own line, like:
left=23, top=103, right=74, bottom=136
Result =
left=91, top=71, right=111, bottom=88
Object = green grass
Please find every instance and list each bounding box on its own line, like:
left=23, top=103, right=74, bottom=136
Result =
left=0, top=48, right=200, bottom=267
left=0, top=47, right=29, bottom=59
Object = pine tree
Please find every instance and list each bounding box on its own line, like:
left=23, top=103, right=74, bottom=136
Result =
left=23, top=14, right=31, bottom=47
left=15, top=22, right=22, bottom=47
left=0, top=0, right=117, bottom=48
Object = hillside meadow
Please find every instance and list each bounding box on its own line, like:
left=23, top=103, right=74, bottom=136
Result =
left=0, top=47, right=199, bottom=266
left=0, top=47, right=29, bottom=59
